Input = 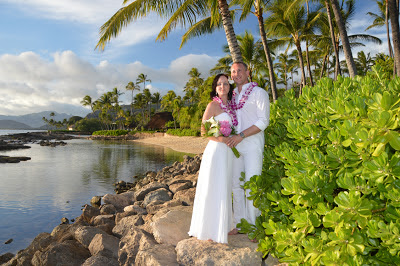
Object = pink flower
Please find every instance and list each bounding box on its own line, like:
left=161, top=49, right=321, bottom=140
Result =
left=219, top=120, right=232, bottom=137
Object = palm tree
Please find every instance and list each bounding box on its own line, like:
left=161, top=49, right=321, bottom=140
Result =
left=136, top=73, right=151, bottom=91
left=355, top=51, right=374, bottom=75
left=210, top=55, right=232, bottom=75
left=125, top=81, right=140, bottom=114
left=152, top=92, right=161, bottom=111
left=330, top=0, right=357, bottom=77
left=366, top=0, right=393, bottom=58
left=266, top=0, right=321, bottom=92
left=133, top=93, right=147, bottom=124
left=81, top=95, right=95, bottom=112
left=323, top=0, right=341, bottom=79
left=142, top=88, right=152, bottom=121
left=161, top=90, right=177, bottom=112
left=96, top=0, right=243, bottom=62
left=233, top=0, right=278, bottom=101
left=388, top=0, right=400, bottom=75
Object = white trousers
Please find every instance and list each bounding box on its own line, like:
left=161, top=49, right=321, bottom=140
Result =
left=232, top=142, right=263, bottom=226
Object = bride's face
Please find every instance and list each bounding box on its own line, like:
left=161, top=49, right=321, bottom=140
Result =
left=216, top=76, right=230, bottom=98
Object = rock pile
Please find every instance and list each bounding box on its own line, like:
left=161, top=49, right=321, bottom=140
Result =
left=2, top=154, right=282, bottom=266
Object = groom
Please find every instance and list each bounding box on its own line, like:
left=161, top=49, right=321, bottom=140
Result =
left=227, top=62, right=270, bottom=234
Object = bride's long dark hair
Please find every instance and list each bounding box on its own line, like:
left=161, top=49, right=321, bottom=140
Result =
left=210, top=73, right=234, bottom=101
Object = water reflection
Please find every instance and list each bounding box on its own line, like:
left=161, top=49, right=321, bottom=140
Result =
left=0, top=138, right=189, bottom=255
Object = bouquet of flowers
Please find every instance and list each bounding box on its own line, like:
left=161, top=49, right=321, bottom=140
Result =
left=203, top=116, right=240, bottom=158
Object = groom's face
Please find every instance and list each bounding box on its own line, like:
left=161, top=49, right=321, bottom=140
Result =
left=231, top=63, right=249, bottom=87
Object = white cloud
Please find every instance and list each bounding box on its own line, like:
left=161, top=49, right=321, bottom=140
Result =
left=0, top=51, right=217, bottom=116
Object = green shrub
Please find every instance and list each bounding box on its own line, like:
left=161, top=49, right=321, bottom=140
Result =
left=239, top=65, right=400, bottom=265
left=166, top=128, right=200, bottom=136
left=92, top=129, right=129, bottom=136
left=74, top=118, right=102, bottom=133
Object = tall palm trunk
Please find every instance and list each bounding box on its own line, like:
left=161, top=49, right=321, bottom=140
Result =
left=330, top=0, right=357, bottom=77
left=386, top=0, right=394, bottom=58
left=256, top=5, right=277, bottom=101
left=388, top=0, right=400, bottom=76
left=325, top=0, right=341, bottom=79
left=295, top=40, right=307, bottom=94
left=320, top=54, right=328, bottom=79
left=305, top=41, right=314, bottom=86
left=218, top=0, right=243, bottom=62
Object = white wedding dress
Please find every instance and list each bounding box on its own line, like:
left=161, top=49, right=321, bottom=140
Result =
left=188, top=112, right=234, bottom=243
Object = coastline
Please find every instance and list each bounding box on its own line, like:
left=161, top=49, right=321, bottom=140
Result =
left=131, top=133, right=209, bottom=155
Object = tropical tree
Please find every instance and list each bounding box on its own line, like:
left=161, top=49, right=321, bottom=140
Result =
left=388, top=0, right=400, bottom=75
left=133, top=93, right=147, bottom=125
left=152, top=92, right=161, bottom=111
left=210, top=55, right=232, bottom=75
left=81, top=95, right=95, bottom=112
left=232, top=0, right=278, bottom=101
left=142, top=88, right=152, bottom=121
left=330, top=0, right=357, bottom=77
left=355, top=51, right=374, bottom=75
left=161, top=90, right=177, bottom=112
left=266, top=0, right=321, bottom=91
left=125, top=81, right=140, bottom=114
left=136, top=73, right=151, bottom=91
left=96, top=0, right=243, bottom=62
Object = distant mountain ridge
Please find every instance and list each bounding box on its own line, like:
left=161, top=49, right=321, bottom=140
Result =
left=0, top=111, right=74, bottom=129
left=0, top=120, right=32, bottom=129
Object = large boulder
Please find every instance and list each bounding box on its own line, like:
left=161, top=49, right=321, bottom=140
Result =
left=88, top=234, right=120, bottom=259
left=134, top=182, right=169, bottom=201
left=175, top=234, right=263, bottom=265
left=113, top=215, right=145, bottom=238
left=172, top=187, right=196, bottom=206
left=74, top=226, right=109, bottom=249
left=31, top=240, right=90, bottom=266
left=151, top=207, right=192, bottom=246
left=135, top=244, right=178, bottom=266
left=81, top=205, right=100, bottom=223
left=143, top=188, right=172, bottom=207
left=118, top=227, right=157, bottom=266
left=82, top=255, right=118, bottom=266
left=102, top=191, right=135, bottom=211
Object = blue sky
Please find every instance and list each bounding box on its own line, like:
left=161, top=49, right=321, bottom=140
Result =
left=0, top=0, right=387, bottom=117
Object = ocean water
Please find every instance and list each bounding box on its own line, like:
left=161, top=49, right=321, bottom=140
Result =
left=0, top=136, right=188, bottom=255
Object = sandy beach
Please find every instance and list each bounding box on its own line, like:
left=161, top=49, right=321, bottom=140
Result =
left=132, top=133, right=209, bottom=154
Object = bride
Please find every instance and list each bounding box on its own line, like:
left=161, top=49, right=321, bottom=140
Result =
left=188, top=73, right=236, bottom=243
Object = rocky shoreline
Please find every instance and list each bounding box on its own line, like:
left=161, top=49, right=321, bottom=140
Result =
left=0, top=152, right=282, bottom=265
left=0, top=132, right=77, bottom=163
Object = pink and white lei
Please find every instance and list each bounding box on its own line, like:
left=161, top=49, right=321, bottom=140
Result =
left=212, top=97, right=238, bottom=126
left=230, top=82, right=258, bottom=111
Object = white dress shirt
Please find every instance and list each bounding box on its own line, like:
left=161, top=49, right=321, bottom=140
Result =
left=234, top=83, right=270, bottom=152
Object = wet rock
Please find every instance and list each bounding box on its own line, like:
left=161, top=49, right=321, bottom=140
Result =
left=102, top=191, right=135, bottom=211
left=81, top=204, right=100, bottom=223
left=0, top=252, right=14, bottom=264
left=90, top=196, right=102, bottom=207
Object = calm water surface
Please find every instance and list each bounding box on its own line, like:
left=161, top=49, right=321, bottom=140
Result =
left=0, top=132, right=189, bottom=254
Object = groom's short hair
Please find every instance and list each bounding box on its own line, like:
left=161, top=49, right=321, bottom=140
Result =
left=232, top=61, right=248, bottom=70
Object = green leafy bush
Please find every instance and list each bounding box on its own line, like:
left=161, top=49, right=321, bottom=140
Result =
left=239, top=66, right=400, bottom=265
left=166, top=128, right=200, bottom=136
left=92, top=129, right=129, bottom=136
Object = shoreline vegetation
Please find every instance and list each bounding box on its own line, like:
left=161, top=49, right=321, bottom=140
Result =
left=0, top=131, right=281, bottom=265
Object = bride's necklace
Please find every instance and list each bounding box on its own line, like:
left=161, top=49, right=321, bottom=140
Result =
left=212, top=97, right=238, bottom=126
left=230, top=82, right=258, bottom=110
